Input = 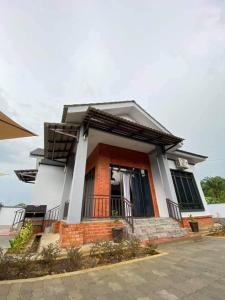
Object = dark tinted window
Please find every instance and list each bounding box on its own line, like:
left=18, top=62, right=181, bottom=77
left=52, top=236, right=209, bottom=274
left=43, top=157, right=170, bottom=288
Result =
left=171, top=170, right=204, bottom=211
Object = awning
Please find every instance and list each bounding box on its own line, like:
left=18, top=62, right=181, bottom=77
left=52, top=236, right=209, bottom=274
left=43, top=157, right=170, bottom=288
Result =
left=44, top=123, right=79, bottom=162
left=0, top=111, right=36, bottom=140
left=14, top=169, right=37, bottom=183
left=83, top=107, right=183, bottom=147
left=44, top=107, right=183, bottom=162
left=30, top=148, right=44, bottom=157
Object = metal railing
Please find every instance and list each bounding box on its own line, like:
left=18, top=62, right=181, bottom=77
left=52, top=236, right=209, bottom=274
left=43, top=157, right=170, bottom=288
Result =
left=44, top=205, right=60, bottom=229
left=166, top=198, right=183, bottom=225
left=82, top=195, right=110, bottom=219
left=121, top=197, right=134, bottom=233
left=11, top=208, right=25, bottom=230
left=82, top=195, right=134, bottom=232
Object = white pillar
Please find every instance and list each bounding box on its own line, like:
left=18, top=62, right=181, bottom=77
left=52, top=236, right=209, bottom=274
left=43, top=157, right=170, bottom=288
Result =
left=156, top=147, right=177, bottom=203
left=59, top=155, right=74, bottom=220
left=149, top=152, right=169, bottom=217
left=67, top=126, right=88, bottom=224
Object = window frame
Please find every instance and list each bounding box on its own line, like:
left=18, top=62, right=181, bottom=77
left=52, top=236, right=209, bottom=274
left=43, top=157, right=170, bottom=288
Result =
left=171, top=169, right=205, bottom=212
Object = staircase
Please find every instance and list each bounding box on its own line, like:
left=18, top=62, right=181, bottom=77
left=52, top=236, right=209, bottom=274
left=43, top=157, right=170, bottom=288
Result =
left=124, top=218, right=188, bottom=241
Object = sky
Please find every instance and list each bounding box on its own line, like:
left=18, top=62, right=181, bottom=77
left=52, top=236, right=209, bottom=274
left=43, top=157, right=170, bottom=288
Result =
left=0, top=0, right=225, bottom=206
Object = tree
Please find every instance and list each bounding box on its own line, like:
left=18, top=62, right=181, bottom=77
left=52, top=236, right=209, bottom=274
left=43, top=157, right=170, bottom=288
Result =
left=201, top=176, right=225, bottom=204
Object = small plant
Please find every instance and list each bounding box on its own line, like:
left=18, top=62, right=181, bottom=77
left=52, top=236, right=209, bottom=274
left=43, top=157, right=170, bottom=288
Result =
left=66, top=246, right=83, bottom=270
left=14, top=248, right=33, bottom=276
left=112, top=240, right=126, bottom=262
left=125, top=237, right=141, bottom=258
left=40, top=243, right=60, bottom=273
left=0, top=248, right=8, bottom=278
left=189, top=214, right=196, bottom=222
left=189, top=215, right=199, bottom=232
left=112, top=210, right=120, bottom=224
left=0, top=248, right=16, bottom=280
left=144, top=241, right=158, bottom=255
left=90, top=239, right=127, bottom=263
left=9, top=221, right=33, bottom=252
left=112, top=210, right=119, bottom=218
left=90, top=240, right=114, bottom=263
left=209, top=224, right=225, bottom=236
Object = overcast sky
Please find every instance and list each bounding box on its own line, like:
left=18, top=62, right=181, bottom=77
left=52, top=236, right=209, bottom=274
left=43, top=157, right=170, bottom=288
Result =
left=0, top=0, right=225, bottom=205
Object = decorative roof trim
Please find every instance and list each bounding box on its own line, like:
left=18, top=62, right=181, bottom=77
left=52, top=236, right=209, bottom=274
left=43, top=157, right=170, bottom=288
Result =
left=14, top=169, right=38, bottom=183
left=61, top=100, right=171, bottom=133
left=175, top=149, right=208, bottom=159
left=83, top=107, right=183, bottom=147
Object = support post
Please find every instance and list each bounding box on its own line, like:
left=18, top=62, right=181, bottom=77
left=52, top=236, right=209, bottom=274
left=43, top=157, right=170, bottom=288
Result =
left=156, top=146, right=177, bottom=203
left=59, top=155, right=74, bottom=220
left=67, top=126, right=88, bottom=224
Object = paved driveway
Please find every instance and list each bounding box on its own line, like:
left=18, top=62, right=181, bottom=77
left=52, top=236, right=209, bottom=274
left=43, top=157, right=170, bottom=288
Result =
left=1, top=236, right=225, bottom=300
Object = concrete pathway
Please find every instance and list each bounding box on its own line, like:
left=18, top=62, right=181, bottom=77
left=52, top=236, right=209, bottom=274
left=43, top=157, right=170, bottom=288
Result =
left=1, top=236, right=225, bottom=299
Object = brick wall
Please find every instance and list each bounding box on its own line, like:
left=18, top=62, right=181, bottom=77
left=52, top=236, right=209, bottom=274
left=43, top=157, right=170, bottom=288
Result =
left=59, top=220, right=124, bottom=248
left=85, top=143, right=159, bottom=218
left=182, top=215, right=213, bottom=229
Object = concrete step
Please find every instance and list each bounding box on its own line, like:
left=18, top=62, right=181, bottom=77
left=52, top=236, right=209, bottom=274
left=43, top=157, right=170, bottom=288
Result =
left=125, top=218, right=188, bottom=241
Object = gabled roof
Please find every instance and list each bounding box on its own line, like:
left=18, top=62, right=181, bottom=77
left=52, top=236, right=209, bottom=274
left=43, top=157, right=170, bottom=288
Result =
left=44, top=123, right=79, bottom=162
left=40, top=158, right=65, bottom=167
left=14, top=169, right=37, bottom=183
left=44, top=107, right=183, bottom=163
left=167, top=149, right=208, bottom=164
left=175, top=149, right=207, bottom=159
left=30, top=148, right=44, bottom=157
left=62, top=100, right=171, bottom=134
left=84, top=107, right=183, bottom=147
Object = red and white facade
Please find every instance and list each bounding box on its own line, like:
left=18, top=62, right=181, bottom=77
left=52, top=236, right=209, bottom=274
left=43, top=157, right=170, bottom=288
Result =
left=24, top=101, right=212, bottom=246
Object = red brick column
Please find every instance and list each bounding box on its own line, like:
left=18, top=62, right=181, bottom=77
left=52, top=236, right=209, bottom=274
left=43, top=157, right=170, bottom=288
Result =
left=59, top=220, right=124, bottom=248
left=86, top=145, right=110, bottom=218
left=86, top=143, right=160, bottom=219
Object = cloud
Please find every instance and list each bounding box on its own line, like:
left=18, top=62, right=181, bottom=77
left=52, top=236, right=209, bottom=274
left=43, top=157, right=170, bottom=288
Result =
left=0, top=0, right=225, bottom=204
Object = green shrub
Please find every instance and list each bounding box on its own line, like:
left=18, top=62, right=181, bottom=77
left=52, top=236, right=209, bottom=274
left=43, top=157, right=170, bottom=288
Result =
left=89, top=239, right=141, bottom=263
left=0, top=248, right=16, bottom=279
left=112, top=240, right=126, bottom=262
left=90, top=240, right=127, bottom=263
left=66, top=246, right=83, bottom=270
left=90, top=240, right=113, bottom=263
left=14, top=247, right=33, bottom=276
left=124, top=237, right=141, bottom=258
left=209, top=224, right=225, bottom=235
left=9, top=221, right=33, bottom=252
left=40, top=243, right=60, bottom=273
left=144, top=242, right=158, bottom=255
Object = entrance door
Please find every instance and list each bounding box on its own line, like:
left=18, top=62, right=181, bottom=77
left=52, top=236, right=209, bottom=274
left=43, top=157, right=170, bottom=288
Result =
left=110, top=166, right=154, bottom=218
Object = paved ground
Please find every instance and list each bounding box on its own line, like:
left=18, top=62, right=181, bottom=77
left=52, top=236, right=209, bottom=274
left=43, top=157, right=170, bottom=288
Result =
left=1, top=236, right=225, bottom=300
left=0, top=235, right=11, bottom=250
left=0, top=226, right=12, bottom=251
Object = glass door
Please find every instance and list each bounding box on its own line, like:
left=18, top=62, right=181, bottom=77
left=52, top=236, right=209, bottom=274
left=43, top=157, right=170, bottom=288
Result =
left=130, top=169, right=154, bottom=217
left=110, top=165, right=154, bottom=218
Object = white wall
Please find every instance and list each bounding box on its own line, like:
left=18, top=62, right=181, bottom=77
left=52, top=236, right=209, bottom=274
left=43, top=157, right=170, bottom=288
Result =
left=32, top=164, right=65, bottom=211
left=208, top=204, right=225, bottom=218
left=59, top=156, right=74, bottom=219
left=149, top=153, right=169, bottom=217
left=167, top=159, right=210, bottom=217
left=0, top=207, right=21, bottom=226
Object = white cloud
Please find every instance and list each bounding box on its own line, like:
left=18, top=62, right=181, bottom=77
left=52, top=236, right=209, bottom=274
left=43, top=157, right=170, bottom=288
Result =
left=0, top=0, right=225, bottom=204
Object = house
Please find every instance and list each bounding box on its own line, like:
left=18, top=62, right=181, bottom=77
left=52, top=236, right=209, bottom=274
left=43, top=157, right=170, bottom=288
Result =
left=15, top=101, right=213, bottom=246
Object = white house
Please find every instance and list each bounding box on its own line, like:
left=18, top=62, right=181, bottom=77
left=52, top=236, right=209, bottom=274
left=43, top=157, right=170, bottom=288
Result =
left=15, top=101, right=213, bottom=246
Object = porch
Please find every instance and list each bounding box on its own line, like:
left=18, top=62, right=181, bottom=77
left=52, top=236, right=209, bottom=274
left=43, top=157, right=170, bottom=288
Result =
left=41, top=107, right=212, bottom=245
